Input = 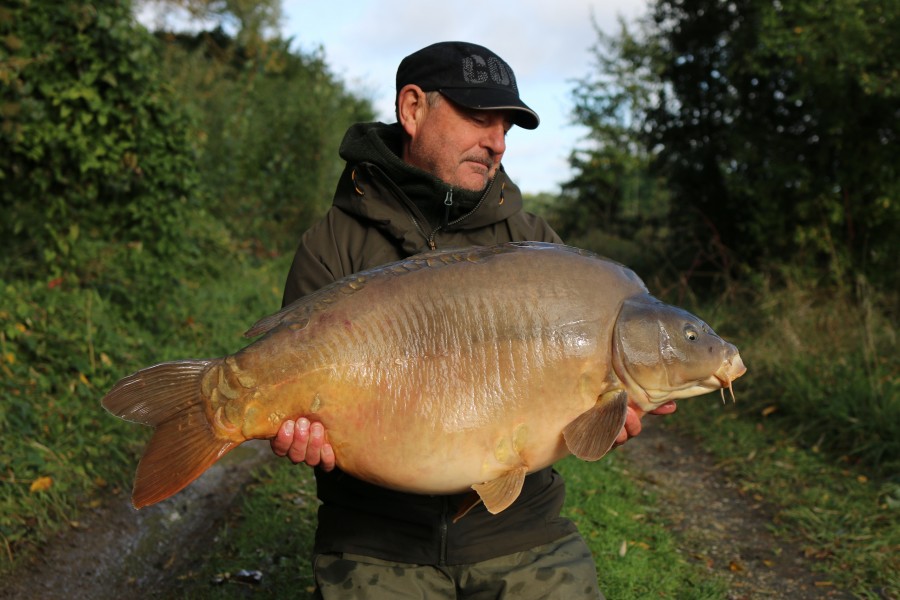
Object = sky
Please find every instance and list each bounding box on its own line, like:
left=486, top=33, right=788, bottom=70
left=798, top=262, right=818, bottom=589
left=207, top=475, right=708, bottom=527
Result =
left=279, top=1, right=648, bottom=194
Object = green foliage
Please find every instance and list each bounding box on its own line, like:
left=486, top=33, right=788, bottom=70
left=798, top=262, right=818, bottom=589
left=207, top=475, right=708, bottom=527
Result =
left=552, top=19, right=674, bottom=272
left=564, top=0, right=900, bottom=291
left=723, top=271, right=899, bottom=474
left=0, top=0, right=374, bottom=573
left=156, top=29, right=375, bottom=253
left=0, top=0, right=233, bottom=322
left=0, top=254, right=289, bottom=569
left=0, top=277, right=147, bottom=560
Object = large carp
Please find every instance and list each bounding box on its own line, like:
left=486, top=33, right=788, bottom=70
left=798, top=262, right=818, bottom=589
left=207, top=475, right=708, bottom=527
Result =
left=102, top=242, right=746, bottom=513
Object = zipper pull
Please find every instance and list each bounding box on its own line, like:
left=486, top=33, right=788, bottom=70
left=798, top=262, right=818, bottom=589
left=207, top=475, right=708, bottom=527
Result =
left=443, top=189, right=453, bottom=227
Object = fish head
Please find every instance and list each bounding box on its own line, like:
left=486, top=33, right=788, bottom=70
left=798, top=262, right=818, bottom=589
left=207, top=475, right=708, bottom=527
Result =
left=612, top=294, right=746, bottom=411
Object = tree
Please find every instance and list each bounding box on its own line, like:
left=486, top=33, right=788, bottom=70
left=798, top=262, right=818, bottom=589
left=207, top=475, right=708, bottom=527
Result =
left=153, top=28, right=374, bottom=253
left=553, top=18, right=672, bottom=273
left=566, top=0, right=900, bottom=289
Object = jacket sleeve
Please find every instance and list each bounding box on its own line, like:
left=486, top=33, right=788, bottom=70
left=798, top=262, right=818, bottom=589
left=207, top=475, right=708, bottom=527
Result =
left=281, top=205, right=406, bottom=306
left=517, top=211, right=564, bottom=245
left=281, top=210, right=349, bottom=306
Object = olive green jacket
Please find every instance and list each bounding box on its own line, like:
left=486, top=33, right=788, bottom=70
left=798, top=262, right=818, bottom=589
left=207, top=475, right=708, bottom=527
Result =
left=283, top=122, right=562, bottom=304
left=282, top=122, right=575, bottom=565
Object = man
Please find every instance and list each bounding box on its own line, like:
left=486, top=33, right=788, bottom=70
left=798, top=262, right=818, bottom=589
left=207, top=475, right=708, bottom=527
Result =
left=270, top=41, right=676, bottom=599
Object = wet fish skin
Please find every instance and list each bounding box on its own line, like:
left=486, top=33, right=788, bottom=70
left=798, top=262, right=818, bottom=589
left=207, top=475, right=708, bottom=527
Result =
left=102, top=242, right=746, bottom=513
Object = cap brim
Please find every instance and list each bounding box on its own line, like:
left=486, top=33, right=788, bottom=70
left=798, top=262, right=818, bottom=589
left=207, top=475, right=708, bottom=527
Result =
left=439, top=88, right=540, bottom=130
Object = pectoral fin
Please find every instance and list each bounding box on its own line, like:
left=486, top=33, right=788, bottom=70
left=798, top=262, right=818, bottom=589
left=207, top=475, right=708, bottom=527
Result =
left=563, top=390, right=628, bottom=461
left=471, top=466, right=528, bottom=515
left=452, top=491, right=483, bottom=523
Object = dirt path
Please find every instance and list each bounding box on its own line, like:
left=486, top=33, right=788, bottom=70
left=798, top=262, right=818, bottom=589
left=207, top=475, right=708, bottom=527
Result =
left=616, top=420, right=853, bottom=599
left=0, top=441, right=272, bottom=600
left=2, top=425, right=853, bottom=599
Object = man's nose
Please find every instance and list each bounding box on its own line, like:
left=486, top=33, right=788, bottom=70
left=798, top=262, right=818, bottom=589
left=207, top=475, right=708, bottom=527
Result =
left=483, top=123, right=506, bottom=156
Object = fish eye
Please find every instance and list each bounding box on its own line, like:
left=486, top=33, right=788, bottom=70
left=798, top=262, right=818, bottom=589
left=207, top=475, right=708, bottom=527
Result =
left=685, top=328, right=698, bottom=341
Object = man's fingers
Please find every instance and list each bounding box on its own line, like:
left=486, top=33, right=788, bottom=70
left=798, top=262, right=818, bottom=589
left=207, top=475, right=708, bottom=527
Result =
left=303, top=421, right=325, bottom=466
left=649, top=401, right=677, bottom=415
left=270, top=419, right=295, bottom=456
left=272, top=418, right=334, bottom=468
left=614, top=406, right=643, bottom=447
left=286, top=418, right=311, bottom=464
left=319, top=443, right=336, bottom=472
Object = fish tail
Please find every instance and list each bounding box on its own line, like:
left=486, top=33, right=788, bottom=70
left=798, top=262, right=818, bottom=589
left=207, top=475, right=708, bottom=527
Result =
left=101, top=359, right=239, bottom=509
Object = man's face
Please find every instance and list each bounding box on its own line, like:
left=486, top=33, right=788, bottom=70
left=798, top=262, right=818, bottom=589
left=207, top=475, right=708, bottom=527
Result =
left=405, top=95, right=512, bottom=192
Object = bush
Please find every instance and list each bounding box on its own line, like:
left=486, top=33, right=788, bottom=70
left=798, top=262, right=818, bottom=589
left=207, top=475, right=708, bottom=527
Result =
left=0, top=1, right=232, bottom=322
left=711, top=271, right=899, bottom=475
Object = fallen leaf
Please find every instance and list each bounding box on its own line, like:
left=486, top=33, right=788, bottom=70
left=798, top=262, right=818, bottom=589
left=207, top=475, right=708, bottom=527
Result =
left=761, top=405, right=778, bottom=417
left=729, top=560, right=744, bottom=572
left=30, top=476, right=53, bottom=493
left=630, top=540, right=651, bottom=550
left=618, top=540, right=627, bottom=557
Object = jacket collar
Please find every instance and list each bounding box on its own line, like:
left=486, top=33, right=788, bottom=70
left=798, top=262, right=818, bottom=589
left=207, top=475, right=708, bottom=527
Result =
left=333, top=122, right=526, bottom=250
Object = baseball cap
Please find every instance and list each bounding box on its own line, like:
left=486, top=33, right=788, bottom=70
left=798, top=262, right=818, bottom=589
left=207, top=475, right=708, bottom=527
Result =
left=396, top=41, right=540, bottom=130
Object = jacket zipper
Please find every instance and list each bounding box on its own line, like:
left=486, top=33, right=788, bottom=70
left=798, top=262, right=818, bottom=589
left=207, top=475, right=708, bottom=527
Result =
left=427, top=176, right=496, bottom=250
left=439, top=496, right=449, bottom=566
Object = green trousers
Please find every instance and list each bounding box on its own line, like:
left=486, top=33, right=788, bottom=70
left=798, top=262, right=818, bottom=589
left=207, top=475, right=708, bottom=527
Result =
left=312, top=532, right=604, bottom=599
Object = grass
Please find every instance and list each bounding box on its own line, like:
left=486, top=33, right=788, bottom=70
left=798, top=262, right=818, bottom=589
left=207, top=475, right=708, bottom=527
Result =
left=165, top=461, right=322, bottom=598
left=728, top=276, right=900, bottom=474
left=558, top=455, right=729, bottom=598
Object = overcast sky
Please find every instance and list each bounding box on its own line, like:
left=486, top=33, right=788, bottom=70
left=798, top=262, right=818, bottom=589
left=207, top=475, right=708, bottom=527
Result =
left=279, top=1, right=648, bottom=194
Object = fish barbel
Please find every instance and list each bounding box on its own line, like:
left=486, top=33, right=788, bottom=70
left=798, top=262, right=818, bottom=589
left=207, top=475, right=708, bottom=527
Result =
left=102, top=242, right=746, bottom=513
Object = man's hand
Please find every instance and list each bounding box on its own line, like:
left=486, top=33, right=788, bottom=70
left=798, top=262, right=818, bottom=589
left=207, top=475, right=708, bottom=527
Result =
left=270, top=418, right=336, bottom=471
left=614, top=401, right=677, bottom=447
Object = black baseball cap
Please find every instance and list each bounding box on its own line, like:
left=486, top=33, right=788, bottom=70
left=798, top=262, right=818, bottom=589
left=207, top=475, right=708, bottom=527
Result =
left=396, top=41, right=540, bottom=130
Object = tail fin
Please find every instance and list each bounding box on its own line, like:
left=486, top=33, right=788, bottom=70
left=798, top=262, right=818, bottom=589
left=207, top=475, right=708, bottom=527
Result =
left=101, top=359, right=239, bottom=509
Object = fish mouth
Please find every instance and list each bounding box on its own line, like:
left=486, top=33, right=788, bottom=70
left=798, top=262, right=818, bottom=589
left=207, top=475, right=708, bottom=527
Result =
left=713, top=353, right=747, bottom=404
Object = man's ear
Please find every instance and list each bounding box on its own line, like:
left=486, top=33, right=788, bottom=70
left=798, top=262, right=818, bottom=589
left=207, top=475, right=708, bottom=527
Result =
left=397, top=84, right=427, bottom=138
